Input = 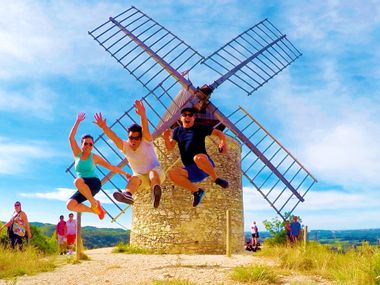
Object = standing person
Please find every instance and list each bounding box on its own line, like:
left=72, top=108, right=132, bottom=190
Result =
left=250, top=221, right=259, bottom=246
left=67, top=112, right=131, bottom=219
left=56, top=215, right=67, bottom=255
left=162, top=107, right=229, bottom=207
left=66, top=213, right=77, bottom=255
left=94, top=100, right=165, bottom=208
left=290, top=216, right=301, bottom=242
left=284, top=220, right=292, bottom=243
left=0, top=201, right=32, bottom=250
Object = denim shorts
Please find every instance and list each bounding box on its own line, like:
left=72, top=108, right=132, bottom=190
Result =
left=184, top=156, right=215, bottom=183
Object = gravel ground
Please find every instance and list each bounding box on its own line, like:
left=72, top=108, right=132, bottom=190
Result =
left=0, top=247, right=332, bottom=285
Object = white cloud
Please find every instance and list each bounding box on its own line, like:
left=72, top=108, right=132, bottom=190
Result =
left=244, top=186, right=380, bottom=212
left=0, top=137, right=56, bottom=175
left=0, top=1, right=124, bottom=79
left=0, top=84, right=58, bottom=118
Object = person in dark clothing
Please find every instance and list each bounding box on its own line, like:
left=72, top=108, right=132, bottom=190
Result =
left=163, top=107, right=229, bottom=207
left=0, top=201, right=32, bottom=250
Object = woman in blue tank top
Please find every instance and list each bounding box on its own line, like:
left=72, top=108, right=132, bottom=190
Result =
left=67, top=113, right=131, bottom=220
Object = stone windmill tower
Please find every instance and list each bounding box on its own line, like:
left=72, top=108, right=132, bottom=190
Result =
left=67, top=6, right=318, bottom=253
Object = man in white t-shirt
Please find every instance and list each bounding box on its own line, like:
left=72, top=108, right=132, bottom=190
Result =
left=94, top=100, right=165, bottom=208
left=66, top=213, right=77, bottom=255
left=250, top=221, right=259, bottom=246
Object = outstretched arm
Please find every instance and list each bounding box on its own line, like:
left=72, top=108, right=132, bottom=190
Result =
left=93, top=154, right=132, bottom=179
left=0, top=220, right=11, bottom=232
left=211, top=129, right=228, bottom=154
left=69, top=113, right=86, bottom=157
left=134, top=100, right=152, bottom=142
left=94, top=113, right=124, bottom=151
left=163, top=129, right=176, bottom=151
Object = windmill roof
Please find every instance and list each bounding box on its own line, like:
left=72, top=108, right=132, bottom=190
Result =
left=155, top=88, right=219, bottom=130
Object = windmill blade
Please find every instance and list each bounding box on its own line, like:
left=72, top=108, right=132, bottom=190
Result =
left=203, top=19, right=302, bottom=95
left=89, top=6, right=203, bottom=94
left=207, top=104, right=317, bottom=220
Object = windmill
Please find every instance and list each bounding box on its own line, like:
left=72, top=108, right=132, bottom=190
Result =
left=66, top=6, right=317, bottom=252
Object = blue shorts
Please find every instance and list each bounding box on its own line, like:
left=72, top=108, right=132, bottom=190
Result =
left=184, top=156, right=215, bottom=183
left=70, top=177, right=101, bottom=203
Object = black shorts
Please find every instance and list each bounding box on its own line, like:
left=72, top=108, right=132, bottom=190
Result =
left=70, top=177, right=101, bottom=203
left=251, top=233, right=259, bottom=238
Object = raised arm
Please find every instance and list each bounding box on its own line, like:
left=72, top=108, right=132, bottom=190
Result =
left=69, top=113, right=86, bottom=157
left=134, top=100, right=152, bottom=142
left=93, top=112, right=124, bottom=151
left=163, top=129, right=177, bottom=151
left=211, top=129, right=228, bottom=154
left=93, top=154, right=132, bottom=179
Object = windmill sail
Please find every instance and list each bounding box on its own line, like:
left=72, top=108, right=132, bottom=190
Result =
left=203, top=19, right=302, bottom=95
left=83, top=6, right=317, bottom=219
left=217, top=105, right=317, bottom=219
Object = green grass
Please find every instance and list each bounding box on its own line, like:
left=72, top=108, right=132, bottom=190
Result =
left=112, top=242, right=155, bottom=254
left=256, top=241, right=380, bottom=284
left=230, top=263, right=279, bottom=284
left=0, top=246, right=56, bottom=279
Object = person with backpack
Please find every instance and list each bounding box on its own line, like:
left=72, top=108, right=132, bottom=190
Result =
left=0, top=201, right=32, bottom=250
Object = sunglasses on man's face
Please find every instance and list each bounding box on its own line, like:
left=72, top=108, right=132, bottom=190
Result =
left=14, top=204, right=20, bottom=207
left=84, top=142, right=93, bottom=146
left=181, top=113, right=194, bottom=118
left=129, top=135, right=141, bottom=141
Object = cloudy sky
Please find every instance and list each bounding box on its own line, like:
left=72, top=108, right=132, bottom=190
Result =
left=1, top=0, right=379, bottom=231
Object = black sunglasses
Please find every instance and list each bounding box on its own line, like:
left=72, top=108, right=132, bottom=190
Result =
left=181, top=113, right=194, bottom=117
left=129, top=135, right=141, bottom=141
left=14, top=204, right=20, bottom=207
left=84, top=142, right=93, bottom=146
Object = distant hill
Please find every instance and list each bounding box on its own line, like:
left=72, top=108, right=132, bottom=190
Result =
left=245, top=228, right=380, bottom=245
left=30, top=222, right=130, bottom=249
left=4, top=221, right=379, bottom=248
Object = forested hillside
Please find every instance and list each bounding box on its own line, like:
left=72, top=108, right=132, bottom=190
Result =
left=30, top=222, right=130, bottom=249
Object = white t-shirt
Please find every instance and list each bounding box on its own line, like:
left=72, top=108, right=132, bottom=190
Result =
left=250, top=223, right=258, bottom=234
left=122, top=138, right=160, bottom=175
left=66, top=219, right=77, bottom=235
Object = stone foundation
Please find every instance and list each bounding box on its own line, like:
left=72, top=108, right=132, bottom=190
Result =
left=130, top=136, right=244, bottom=253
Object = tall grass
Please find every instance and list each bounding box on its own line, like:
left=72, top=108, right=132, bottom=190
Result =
left=257, top=241, right=380, bottom=284
left=230, top=263, right=279, bottom=284
left=0, top=246, right=56, bottom=279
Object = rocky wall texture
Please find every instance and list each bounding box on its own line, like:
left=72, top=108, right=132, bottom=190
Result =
left=130, top=136, right=244, bottom=254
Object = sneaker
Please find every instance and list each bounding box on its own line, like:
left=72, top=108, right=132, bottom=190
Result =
left=152, top=184, right=162, bottom=208
left=92, top=200, right=106, bottom=220
left=113, top=191, right=134, bottom=205
left=215, top=178, right=229, bottom=189
left=192, top=188, right=205, bottom=207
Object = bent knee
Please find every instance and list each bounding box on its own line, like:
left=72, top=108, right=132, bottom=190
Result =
left=66, top=199, right=77, bottom=211
left=194, top=154, right=208, bottom=164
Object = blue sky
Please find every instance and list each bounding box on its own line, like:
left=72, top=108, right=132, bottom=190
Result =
left=1, top=0, right=379, bottom=231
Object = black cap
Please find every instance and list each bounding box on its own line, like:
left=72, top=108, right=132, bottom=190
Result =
left=181, top=107, right=196, bottom=114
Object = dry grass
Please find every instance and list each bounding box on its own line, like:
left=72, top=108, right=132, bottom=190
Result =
left=0, top=246, right=56, bottom=279
left=257, top=241, right=380, bottom=284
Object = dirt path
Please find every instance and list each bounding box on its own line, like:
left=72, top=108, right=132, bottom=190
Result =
left=1, top=247, right=331, bottom=285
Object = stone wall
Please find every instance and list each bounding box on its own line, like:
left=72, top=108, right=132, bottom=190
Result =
left=130, top=136, right=244, bottom=254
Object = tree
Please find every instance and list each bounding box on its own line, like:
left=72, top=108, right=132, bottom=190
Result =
left=263, top=214, right=303, bottom=245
